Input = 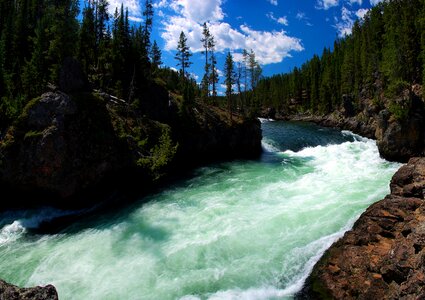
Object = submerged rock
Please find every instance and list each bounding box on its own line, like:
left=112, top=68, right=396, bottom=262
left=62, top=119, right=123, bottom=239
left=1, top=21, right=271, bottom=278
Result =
left=299, top=157, right=425, bottom=299
left=0, top=279, right=58, bottom=300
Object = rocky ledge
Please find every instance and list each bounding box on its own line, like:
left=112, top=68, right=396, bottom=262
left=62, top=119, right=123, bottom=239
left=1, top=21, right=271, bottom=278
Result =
left=0, top=279, right=58, bottom=300
left=299, top=157, right=425, bottom=299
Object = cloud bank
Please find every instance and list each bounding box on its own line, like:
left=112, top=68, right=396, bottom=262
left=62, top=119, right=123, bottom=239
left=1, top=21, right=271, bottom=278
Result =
left=158, top=0, right=303, bottom=65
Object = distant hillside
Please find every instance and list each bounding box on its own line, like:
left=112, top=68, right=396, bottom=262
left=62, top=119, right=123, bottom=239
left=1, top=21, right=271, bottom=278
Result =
left=255, top=0, right=425, bottom=162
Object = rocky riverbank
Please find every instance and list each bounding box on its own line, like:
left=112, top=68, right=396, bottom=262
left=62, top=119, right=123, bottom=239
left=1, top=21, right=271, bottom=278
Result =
left=299, top=158, right=425, bottom=299
left=276, top=85, right=425, bottom=298
left=269, top=85, right=425, bottom=163
left=0, top=280, right=58, bottom=300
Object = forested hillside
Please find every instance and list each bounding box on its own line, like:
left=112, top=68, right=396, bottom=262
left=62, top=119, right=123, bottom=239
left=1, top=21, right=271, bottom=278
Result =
left=0, top=0, right=201, bottom=130
left=0, top=0, right=262, bottom=205
left=255, top=0, right=425, bottom=116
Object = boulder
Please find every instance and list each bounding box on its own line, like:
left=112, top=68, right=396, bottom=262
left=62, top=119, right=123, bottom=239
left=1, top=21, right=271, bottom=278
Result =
left=0, top=279, right=58, bottom=300
left=0, top=91, right=126, bottom=206
left=376, top=96, right=424, bottom=162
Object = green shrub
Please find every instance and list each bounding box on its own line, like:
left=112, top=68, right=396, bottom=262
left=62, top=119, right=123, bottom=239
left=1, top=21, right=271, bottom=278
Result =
left=137, top=126, right=178, bottom=179
left=385, top=79, right=410, bottom=98
left=24, top=130, right=43, bottom=140
left=388, top=100, right=410, bottom=121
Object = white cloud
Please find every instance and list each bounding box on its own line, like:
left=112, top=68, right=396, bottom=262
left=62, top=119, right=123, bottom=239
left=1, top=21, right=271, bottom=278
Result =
left=190, top=73, right=199, bottom=81
left=316, top=0, right=339, bottom=10
left=239, top=26, right=303, bottom=64
left=355, top=8, right=368, bottom=18
left=170, top=0, right=224, bottom=23
left=348, top=0, right=362, bottom=5
left=128, top=16, right=143, bottom=22
left=296, top=12, right=306, bottom=20
left=277, top=17, right=288, bottom=25
left=153, top=0, right=168, bottom=8
left=267, top=0, right=278, bottom=5
left=267, top=12, right=288, bottom=26
left=161, top=0, right=303, bottom=65
left=370, top=0, right=385, bottom=5
left=108, top=0, right=142, bottom=19
left=334, top=6, right=354, bottom=37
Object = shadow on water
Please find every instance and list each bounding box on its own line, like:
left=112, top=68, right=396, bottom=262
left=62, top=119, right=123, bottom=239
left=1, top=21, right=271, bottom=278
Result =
left=22, top=162, right=236, bottom=237
left=9, top=120, right=355, bottom=238
left=262, top=120, right=356, bottom=153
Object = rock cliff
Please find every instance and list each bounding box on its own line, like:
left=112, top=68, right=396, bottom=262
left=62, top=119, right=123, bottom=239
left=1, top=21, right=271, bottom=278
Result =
left=299, top=157, right=425, bottom=299
left=282, top=85, right=425, bottom=162
left=0, top=88, right=261, bottom=209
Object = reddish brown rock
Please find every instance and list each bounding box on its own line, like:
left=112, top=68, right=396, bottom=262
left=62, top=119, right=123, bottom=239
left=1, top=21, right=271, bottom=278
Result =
left=299, top=157, right=425, bottom=299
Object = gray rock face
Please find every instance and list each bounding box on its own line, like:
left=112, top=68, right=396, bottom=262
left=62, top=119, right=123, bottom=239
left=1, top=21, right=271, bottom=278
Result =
left=27, top=92, right=77, bottom=129
left=0, top=279, right=58, bottom=300
left=375, top=98, right=425, bottom=162
left=0, top=91, right=124, bottom=203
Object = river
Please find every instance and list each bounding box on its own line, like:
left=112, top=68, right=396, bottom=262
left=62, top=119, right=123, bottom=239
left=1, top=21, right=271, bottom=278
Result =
left=0, top=120, right=400, bottom=299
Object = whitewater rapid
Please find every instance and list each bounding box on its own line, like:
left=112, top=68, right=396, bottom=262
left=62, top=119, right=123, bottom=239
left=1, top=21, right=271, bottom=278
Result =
left=0, top=120, right=400, bottom=299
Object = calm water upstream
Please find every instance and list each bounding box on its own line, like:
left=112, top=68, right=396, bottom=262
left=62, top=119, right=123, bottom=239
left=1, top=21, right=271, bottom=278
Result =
left=0, top=120, right=400, bottom=299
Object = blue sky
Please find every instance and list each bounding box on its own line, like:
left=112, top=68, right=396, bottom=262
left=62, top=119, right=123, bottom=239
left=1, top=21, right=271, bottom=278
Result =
left=83, top=0, right=384, bottom=93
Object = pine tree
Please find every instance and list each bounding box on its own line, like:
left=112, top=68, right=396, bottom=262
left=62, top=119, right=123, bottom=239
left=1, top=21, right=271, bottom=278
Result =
left=22, top=17, right=48, bottom=98
left=175, top=31, right=192, bottom=77
left=94, top=0, right=109, bottom=65
left=200, top=22, right=212, bottom=100
left=210, top=50, right=219, bottom=102
left=235, top=61, right=243, bottom=111
left=78, top=2, right=96, bottom=75
left=47, top=0, right=80, bottom=82
left=111, top=4, right=131, bottom=97
left=224, top=52, right=235, bottom=121
left=151, top=40, right=162, bottom=69
left=248, top=49, right=262, bottom=90
left=95, top=0, right=109, bottom=41
left=142, top=0, right=154, bottom=63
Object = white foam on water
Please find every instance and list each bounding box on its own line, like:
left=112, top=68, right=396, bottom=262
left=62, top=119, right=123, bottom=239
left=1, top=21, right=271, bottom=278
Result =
left=0, top=207, right=84, bottom=246
left=262, top=139, right=281, bottom=153
left=0, top=123, right=401, bottom=299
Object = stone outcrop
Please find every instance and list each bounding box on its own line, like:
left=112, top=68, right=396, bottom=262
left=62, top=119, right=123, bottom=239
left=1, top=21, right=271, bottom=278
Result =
left=0, top=88, right=261, bottom=209
left=0, top=91, right=126, bottom=206
left=299, top=157, right=425, bottom=299
left=0, top=279, right=58, bottom=300
left=174, top=106, right=262, bottom=167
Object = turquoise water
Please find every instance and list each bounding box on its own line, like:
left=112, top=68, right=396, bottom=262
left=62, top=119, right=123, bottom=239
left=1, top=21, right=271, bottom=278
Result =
left=0, top=120, right=400, bottom=299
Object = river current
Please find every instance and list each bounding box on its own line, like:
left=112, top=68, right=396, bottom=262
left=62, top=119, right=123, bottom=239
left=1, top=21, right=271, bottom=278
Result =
left=0, top=120, right=400, bottom=299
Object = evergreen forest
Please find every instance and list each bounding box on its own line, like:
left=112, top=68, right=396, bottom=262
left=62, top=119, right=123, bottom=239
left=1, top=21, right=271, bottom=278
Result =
left=0, top=0, right=264, bottom=132
left=254, top=0, right=425, bottom=117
